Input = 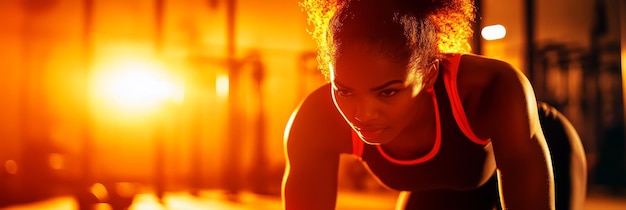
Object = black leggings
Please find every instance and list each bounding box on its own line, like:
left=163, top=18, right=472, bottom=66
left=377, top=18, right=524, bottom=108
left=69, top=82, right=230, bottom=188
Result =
left=538, top=102, right=587, bottom=210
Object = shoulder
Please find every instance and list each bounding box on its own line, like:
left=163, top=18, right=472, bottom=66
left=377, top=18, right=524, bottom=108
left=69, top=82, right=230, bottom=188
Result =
left=284, top=84, right=352, bottom=155
left=458, top=54, right=519, bottom=77
left=449, top=54, right=522, bottom=95
left=455, top=54, right=531, bottom=97
left=472, top=55, right=541, bottom=136
left=454, top=54, right=539, bottom=137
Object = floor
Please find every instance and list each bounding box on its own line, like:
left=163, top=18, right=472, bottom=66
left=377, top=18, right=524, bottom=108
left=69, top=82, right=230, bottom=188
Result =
left=3, top=189, right=626, bottom=210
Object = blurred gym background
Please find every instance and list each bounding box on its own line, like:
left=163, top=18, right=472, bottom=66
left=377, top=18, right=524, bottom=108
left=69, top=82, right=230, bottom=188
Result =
left=0, top=0, right=625, bottom=209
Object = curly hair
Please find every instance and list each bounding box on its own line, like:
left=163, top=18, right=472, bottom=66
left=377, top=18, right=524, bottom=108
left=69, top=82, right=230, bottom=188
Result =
left=301, top=0, right=476, bottom=80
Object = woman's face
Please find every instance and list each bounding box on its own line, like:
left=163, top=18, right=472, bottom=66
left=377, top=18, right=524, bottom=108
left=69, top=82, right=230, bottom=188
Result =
left=331, top=45, right=428, bottom=145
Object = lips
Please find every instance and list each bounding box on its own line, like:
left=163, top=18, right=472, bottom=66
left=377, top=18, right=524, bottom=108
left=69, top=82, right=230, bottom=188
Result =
left=355, top=126, right=385, bottom=140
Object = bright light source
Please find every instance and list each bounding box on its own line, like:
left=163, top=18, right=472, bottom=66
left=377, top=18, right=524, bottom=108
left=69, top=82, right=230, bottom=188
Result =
left=481, top=24, right=506, bottom=41
left=93, top=59, right=184, bottom=114
left=216, top=74, right=229, bottom=98
left=128, top=193, right=164, bottom=210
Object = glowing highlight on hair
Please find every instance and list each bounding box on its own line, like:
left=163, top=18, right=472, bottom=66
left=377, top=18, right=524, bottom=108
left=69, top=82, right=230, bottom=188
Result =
left=301, top=0, right=476, bottom=79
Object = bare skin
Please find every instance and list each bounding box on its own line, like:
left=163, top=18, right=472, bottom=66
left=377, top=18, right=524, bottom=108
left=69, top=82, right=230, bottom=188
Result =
left=282, top=53, right=555, bottom=209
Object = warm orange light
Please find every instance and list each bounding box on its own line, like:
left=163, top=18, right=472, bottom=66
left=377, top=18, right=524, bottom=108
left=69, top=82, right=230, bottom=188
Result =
left=4, top=160, right=18, bottom=175
left=216, top=74, right=229, bottom=98
left=114, top=182, right=137, bottom=198
left=91, top=183, right=109, bottom=202
left=481, top=24, right=506, bottom=41
left=128, top=194, right=163, bottom=210
left=94, top=203, right=113, bottom=210
left=48, top=153, right=64, bottom=170
left=92, top=58, right=185, bottom=115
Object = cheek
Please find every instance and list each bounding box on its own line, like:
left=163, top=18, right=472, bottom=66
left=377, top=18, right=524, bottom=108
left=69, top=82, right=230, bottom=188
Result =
left=388, top=104, right=413, bottom=122
left=332, top=95, right=364, bottom=129
left=386, top=97, right=418, bottom=124
left=331, top=94, right=354, bottom=119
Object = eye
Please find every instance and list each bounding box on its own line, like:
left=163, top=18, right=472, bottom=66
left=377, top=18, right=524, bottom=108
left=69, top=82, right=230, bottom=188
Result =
left=379, top=89, right=398, bottom=97
left=336, top=89, right=353, bottom=97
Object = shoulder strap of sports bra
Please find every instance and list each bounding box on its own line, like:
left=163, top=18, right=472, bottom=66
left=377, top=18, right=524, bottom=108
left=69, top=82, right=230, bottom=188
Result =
left=443, top=54, right=490, bottom=145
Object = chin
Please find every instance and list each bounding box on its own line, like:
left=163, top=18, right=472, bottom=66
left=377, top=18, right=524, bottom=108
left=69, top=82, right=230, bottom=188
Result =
left=360, top=136, right=391, bottom=145
left=356, top=129, right=398, bottom=145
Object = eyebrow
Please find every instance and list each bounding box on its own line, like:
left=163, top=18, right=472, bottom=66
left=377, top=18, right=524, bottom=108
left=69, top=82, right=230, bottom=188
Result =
left=334, top=80, right=404, bottom=92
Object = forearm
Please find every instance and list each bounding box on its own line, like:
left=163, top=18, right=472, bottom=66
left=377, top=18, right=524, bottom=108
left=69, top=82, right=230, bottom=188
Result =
left=282, top=175, right=338, bottom=210
left=281, top=153, right=341, bottom=210
left=497, top=159, right=555, bottom=210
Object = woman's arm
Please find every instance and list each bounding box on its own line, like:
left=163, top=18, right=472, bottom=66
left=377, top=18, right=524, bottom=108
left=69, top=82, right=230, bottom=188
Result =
left=483, top=61, right=555, bottom=210
left=282, top=85, right=352, bottom=210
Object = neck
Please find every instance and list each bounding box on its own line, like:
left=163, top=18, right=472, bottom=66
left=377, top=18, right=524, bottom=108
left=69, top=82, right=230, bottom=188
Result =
left=381, top=89, right=438, bottom=159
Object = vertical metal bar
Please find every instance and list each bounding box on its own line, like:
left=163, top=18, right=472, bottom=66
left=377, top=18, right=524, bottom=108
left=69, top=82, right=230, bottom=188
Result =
left=76, top=1, right=97, bottom=209
left=620, top=0, right=626, bottom=174
left=250, top=54, right=267, bottom=194
left=224, top=0, right=241, bottom=195
left=17, top=1, right=32, bottom=200
left=525, top=0, right=535, bottom=78
left=155, top=0, right=164, bottom=53
left=81, top=0, right=94, bottom=187
left=154, top=0, right=166, bottom=202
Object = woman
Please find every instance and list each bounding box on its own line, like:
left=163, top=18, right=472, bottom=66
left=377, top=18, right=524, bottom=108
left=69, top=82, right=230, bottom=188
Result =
left=281, top=0, right=587, bottom=209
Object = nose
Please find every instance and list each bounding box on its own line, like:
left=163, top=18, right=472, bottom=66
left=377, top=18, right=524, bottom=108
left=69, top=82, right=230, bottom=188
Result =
left=354, top=102, right=379, bottom=123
